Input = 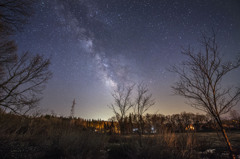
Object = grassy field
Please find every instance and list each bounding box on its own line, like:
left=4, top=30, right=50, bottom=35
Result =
left=0, top=113, right=239, bottom=159
left=194, top=131, right=240, bottom=149
left=105, top=132, right=240, bottom=159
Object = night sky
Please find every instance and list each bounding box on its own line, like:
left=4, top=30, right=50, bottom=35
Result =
left=14, top=0, right=240, bottom=120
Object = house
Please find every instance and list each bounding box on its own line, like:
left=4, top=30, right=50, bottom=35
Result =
left=185, top=124, right=195, bottom=131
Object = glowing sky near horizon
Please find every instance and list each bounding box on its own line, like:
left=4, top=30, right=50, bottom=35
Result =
left=14, top=0, right=240, bottom=120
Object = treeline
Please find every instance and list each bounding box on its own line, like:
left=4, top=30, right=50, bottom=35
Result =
left=107, top=112, right=240, bottom=134
left=118, top=112, right=240, bottom=134
left=21, top=111, right=239, bottom=135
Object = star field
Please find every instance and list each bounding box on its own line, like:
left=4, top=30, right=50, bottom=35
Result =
left=14, top=0, right=240, bottom=119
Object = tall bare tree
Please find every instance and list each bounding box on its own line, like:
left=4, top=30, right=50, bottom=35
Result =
left=171, top=32, right=240, bottom=159
left=134, top=83, right=155, bottom=134
left=0, top=0, right=52, bottom=115
left=134, top=83, right=155, bottom=146
left=109, top=84, right=134, bottom=134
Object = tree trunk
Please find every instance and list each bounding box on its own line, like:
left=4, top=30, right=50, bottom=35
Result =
left=220, top=127, right=235, bottom=159
left=120, top=123, right=124, bottom=135
left=137, top=120, right=143, bottom=147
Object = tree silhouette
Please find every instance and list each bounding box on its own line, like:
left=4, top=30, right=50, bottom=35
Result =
left=0, top=53, right=52, bottom=114
left=0, top=0, right=33, bottom=34
left=134, top=83, right=154, bottom=146
left=109, top=84, right=134, bottom=134
left=171, top=32, right=240, bottom=159
left=0, top=0, right=52, bottom=114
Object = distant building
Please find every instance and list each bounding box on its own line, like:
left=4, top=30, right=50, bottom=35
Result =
left=151, top=126, right=157, bottom=133
left=185, top=124, right=195, bottom=131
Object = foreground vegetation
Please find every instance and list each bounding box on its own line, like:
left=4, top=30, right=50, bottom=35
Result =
left=1, top=112, right=240, bottom=159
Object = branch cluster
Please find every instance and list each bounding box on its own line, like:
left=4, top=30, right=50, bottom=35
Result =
left=0, top=53, right=52, bottom=114
left=0, top=0, right=52, bottom=115
left=171, top=33, right=240, bottom=119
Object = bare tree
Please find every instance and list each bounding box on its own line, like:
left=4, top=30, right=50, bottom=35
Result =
left=171, top=32, right=240, bottom=159
left=0, top=0, right=33, bottom=34
left=0, top=1, right=52, bottom=115
left=0, top=0, right=33, bottom=67
left=134, top=83, right=155, bottom=146
left=0, top=52, right=52, bottom=114
left=109, top=84, right=134, bottom=134
left=135, top=84, right=154, bottom=135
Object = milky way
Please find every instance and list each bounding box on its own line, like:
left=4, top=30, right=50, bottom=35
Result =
left=14, top=0, right=240, bottom=119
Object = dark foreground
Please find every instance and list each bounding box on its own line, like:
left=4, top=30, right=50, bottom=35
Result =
left=0, top=114, right=240, bottom=159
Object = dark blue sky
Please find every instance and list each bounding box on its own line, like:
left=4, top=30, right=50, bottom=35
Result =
left=15, top=0, right=240, bottom=119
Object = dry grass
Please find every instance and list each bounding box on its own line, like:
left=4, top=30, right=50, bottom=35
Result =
left=0, top=113, right=108, bottom=159
left=0, top=112, right=240, bottom=159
